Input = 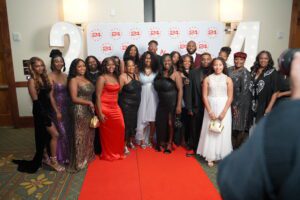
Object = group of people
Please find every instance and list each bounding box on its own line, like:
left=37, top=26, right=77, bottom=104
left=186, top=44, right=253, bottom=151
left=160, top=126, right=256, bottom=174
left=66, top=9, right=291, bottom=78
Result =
left=13, top=39, right=290, bottom=173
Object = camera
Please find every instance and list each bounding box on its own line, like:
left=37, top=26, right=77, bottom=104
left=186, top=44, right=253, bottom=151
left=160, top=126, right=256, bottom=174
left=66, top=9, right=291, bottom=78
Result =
left=278, top=48, right=300, bottom=76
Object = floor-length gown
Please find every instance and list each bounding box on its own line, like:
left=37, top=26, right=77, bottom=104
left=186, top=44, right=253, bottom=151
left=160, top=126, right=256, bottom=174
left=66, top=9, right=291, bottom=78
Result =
left=154, top=77, right=177, bottom=148
left=51, top=83, right=71, bottom=164
left=136, top=72, right=158, bottom=144
left=13, top=86, right=52, bottom=173
left=69, top=83, right=95, bottom=171
left=119, top=74, right=141, bottom=143
left=197, top=73, right=232, bottom=161
left=99, top=83, right=125, bottom=161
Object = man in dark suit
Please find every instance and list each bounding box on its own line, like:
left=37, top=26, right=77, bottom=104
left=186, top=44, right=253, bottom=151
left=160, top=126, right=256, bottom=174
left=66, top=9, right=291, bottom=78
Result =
left=218, top=52, right=300, bottom=200
left=186, top=40, right=202, bottom=68
left=185, top=52, right=212, bottom=156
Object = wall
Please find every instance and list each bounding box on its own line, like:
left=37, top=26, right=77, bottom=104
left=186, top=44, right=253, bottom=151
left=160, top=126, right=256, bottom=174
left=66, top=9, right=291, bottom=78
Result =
left=6, top=0, right=144, bottom=116
left=6, top=0, right=293, bottom=117
left=156, top=0, right=293, bottom=63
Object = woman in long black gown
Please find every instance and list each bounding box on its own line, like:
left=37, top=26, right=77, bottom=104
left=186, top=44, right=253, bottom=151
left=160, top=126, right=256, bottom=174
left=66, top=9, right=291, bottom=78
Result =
left=13, top=57, right=64, bottom=173
left=249, top=51, right=278, bottom=126
left=154, top=54, right=183, bottom=153
left=119, top=59, right=141, bottom=154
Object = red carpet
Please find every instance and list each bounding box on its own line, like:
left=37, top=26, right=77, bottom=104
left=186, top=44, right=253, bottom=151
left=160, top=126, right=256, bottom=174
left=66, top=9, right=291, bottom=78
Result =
left=79, top=147, right=221, bottom=200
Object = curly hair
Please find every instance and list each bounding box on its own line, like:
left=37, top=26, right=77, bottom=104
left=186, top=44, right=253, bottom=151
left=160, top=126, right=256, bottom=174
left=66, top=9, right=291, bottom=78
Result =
left=139, top=51, right=159, bottom=73
left=85, top=55, right=102, bottom=72
left=219, top=46, right=232, bottom=57
left=208, top=57, right=228, bottom=75
left=123, top=44, right=140, bottom=65
left=250, top=50, right=274, bottom=73
left=170, top=51, right=182, bottom=70
left=156, top=54, right=174, bottom=79
left=101, top=57, right=120, bottom=79
left=67, top=58, right=86, bottom=84
left=178, top=54, right=194, bottom=77
left=29, top=57, right=51, bottom=92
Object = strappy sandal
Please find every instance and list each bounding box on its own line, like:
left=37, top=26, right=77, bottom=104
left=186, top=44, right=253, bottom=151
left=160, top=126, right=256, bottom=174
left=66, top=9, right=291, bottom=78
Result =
left=49, top=156, right=65, bottom=172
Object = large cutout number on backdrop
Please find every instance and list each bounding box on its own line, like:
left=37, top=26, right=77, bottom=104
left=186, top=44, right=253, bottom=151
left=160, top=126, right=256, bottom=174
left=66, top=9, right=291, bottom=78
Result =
left=49, top=22, right=82, bottom=71
left=228, top=21, right=260, bottom=69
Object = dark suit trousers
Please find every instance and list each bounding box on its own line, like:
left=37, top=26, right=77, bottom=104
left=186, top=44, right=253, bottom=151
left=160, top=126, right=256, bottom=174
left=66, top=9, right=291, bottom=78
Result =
left=189, top=110, right=204, bottom=153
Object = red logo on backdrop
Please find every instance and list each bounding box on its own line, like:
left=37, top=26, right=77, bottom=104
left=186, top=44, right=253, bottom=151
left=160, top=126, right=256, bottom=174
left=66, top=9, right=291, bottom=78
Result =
left=120, top=43, right=130, bottom=52
left=207, top=27, right=218, bottom=38
left=160, top=49, right=167, bottom=55
left=188, top=27, right=200, bottom=38
left=168, top=27, right=180, bottom=39
left=101, top=43, right=113, bottom=55
left=90, top=29, right=103, bottom=42
left=178, top=41, right=187, bottom=50
left=198, top=41, right=209, bottom=53
left=110, top=28, right=122, bottom=40
left=148, top=27, right=161, bottom=38
left=178, top=41, right=187, bottom=53
left=129, top=28, right=142, bottom=40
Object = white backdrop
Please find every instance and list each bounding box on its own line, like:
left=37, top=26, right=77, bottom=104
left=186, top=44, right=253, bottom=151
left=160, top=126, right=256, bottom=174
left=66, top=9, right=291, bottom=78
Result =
left=86, top=21, right=224, bottom=61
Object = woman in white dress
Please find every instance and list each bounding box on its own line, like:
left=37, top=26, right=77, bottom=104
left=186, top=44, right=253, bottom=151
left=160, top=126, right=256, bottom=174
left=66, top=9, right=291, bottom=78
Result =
left=197, top=57, right=233, bottom=167
left=136, top=51, right=159, bottom=148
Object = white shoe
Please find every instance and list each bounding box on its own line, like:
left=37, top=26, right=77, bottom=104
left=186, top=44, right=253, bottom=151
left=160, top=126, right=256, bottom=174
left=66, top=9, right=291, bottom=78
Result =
left=124, top=146, right=130, bottom=155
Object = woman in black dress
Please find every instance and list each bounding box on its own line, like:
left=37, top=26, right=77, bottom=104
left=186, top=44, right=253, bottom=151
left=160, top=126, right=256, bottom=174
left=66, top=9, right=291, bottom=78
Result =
left=154, top=54, right=183, bottom=153
left=249, top=51, right=278, bottom=126
left=178, top=54, right=193, bottom=148
left=119, top=59, right=141, bottom=154
left=13, top=57, right=64, bottom=173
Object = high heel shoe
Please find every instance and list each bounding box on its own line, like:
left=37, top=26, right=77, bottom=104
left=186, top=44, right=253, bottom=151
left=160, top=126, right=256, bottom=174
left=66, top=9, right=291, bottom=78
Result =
left=124, top=146, right=130, bottom=155
left=49, top=156, right=65, bottom=172
left=128, top=142, right=136, bottom=150
left=164, top=143, right=172, bottom=154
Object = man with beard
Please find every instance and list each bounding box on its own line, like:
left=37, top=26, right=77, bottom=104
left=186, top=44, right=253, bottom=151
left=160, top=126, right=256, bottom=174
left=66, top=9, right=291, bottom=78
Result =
left=185, top=52, right=212, bottom=156
left=186, top=40, right=202, bottom=68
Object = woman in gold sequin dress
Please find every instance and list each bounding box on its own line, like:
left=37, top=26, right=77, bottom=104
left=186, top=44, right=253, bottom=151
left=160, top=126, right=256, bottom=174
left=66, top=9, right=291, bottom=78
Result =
left=68, top=58, right=95, bottom=171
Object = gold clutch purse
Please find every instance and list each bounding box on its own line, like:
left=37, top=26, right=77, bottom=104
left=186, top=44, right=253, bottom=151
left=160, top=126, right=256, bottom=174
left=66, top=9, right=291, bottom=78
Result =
left=209, top=120, right=224, bottom=133
left=90, top=115, right=100, bottom=128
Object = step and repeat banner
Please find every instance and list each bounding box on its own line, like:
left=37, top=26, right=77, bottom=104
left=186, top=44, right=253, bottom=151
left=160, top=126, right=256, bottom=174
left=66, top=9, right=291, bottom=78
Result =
left=86, top=21, right=224, bottom=61
left=50, top=21, right=260, bottom=70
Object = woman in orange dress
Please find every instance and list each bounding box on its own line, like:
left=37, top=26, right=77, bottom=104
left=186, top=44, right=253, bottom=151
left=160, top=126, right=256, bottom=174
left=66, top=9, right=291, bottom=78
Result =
left=96, top=57, right=125, bottom=161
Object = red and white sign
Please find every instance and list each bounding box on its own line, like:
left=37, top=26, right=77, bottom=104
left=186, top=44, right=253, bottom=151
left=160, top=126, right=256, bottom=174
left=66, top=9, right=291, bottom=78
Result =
left=87, top=22, right=224, bottom=61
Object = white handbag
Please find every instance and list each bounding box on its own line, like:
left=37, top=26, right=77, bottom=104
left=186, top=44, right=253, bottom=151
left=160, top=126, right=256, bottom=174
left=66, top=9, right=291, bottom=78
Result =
left=209, top=120, right=224, bottom=133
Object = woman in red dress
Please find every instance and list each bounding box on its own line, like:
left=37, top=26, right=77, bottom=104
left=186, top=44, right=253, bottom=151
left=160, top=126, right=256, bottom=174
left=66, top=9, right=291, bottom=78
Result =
left=96, top=57, right=125, bottom=161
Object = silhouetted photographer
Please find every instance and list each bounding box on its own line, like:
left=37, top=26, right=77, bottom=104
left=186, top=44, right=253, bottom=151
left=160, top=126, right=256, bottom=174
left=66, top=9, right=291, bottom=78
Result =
left=218, top=49, right=300, bottom=200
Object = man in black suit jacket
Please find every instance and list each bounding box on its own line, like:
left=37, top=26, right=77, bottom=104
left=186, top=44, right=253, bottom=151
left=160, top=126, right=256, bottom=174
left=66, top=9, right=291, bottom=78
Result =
left=185, top=53, right=212, bottom=156
left=218, top=52, right=300, bottom=200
